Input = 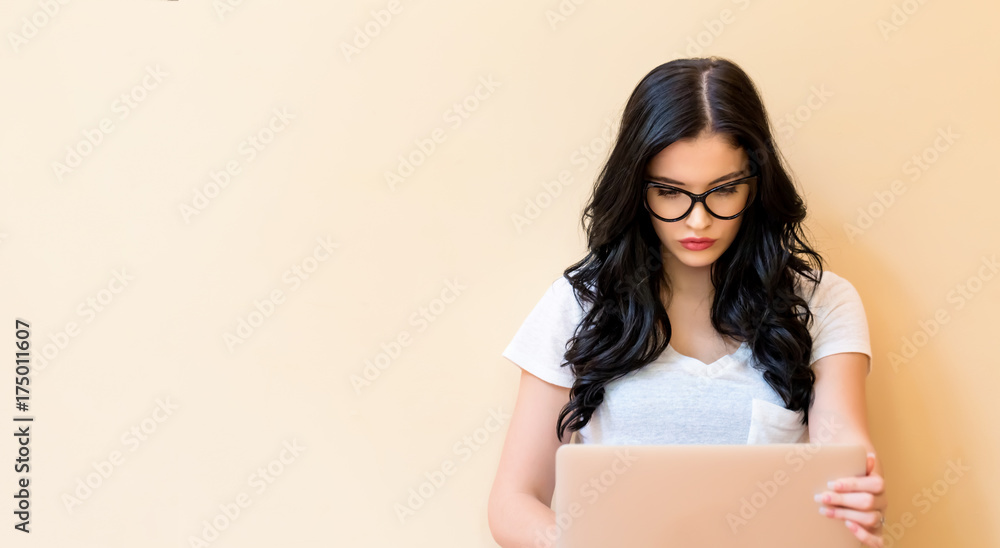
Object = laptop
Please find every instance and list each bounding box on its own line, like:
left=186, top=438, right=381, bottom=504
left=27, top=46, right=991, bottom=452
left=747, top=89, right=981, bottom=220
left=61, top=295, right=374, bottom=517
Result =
left=551, top=443, right=866, bottom=548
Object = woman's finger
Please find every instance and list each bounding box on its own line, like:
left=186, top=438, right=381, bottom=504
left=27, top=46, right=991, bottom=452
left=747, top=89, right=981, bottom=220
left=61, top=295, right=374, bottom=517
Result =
left=846, top=519, right=885, bottom=548
left=827, top=473, right=886, bottom=495
left=815, top=489, right=882, bottom=512
left=819, top=503, right=883, bottom=530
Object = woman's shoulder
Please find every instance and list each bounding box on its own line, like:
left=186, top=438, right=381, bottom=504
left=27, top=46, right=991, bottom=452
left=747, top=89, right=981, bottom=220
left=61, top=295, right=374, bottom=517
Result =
left=547, top=274, right=595, bottom=312
left=793, top=268, right=872, bottom=367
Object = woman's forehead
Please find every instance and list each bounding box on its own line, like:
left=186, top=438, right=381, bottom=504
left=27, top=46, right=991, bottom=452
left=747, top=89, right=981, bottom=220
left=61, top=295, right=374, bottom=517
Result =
left=646, top=142, right=749, bottom=186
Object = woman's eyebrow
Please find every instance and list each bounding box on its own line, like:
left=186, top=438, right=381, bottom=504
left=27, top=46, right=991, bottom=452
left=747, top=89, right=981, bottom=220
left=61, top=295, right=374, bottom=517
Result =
left=646, top=169, right=748, bottom=186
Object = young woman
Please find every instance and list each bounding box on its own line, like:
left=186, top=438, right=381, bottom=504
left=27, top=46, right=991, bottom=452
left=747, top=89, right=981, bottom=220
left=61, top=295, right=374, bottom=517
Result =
left=488, top=57, right=887, bottom=548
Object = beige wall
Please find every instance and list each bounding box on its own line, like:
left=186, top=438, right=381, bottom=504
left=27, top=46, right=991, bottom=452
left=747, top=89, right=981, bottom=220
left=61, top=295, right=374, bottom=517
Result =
left=0, top=0, right=996, bottom=546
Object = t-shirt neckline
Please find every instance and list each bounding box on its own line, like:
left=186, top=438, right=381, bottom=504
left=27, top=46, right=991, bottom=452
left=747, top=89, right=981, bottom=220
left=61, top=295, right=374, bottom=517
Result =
left=665, top=340, right=748, bottom=367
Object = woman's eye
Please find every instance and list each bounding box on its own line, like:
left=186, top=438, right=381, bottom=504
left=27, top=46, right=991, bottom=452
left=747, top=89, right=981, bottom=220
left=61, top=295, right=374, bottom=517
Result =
left=657, top=188, right=680, bottom=197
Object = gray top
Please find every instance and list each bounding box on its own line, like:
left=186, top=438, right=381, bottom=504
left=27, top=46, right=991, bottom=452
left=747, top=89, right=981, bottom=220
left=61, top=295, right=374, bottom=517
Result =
left=501, top=270, right=872, bottom=445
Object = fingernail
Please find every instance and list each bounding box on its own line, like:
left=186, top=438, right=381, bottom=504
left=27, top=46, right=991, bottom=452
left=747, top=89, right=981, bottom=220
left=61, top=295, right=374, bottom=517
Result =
left=814, top=494, right=823, bottom=503
left=827, top=481, right=839, bottom=489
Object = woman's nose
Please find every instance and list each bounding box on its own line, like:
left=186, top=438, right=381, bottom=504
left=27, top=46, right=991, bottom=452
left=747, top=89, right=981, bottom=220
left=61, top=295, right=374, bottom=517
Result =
left=685, top=201, right=712, bottom=228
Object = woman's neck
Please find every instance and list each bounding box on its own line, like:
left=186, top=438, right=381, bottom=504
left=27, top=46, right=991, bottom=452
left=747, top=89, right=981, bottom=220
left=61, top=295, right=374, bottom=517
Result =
left=661, top=253, right=715, bottom=308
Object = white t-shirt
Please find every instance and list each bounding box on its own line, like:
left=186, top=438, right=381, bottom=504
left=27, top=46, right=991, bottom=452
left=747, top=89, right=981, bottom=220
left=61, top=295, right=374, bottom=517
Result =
left=501, top=270, right=872, bottom=446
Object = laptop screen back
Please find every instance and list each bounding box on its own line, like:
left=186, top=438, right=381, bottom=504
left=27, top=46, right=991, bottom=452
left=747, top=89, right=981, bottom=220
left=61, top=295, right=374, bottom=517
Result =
left=550, top=443, right=865, bottom=548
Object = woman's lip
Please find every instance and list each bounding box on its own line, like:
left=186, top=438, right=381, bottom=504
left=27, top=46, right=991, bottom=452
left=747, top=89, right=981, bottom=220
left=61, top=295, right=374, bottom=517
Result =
left=680, top=238, right=716, bottom=243
left=681, top=240, right=714, bottom=250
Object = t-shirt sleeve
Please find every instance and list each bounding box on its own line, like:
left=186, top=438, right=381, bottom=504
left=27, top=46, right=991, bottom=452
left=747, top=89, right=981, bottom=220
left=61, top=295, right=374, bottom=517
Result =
left=806, top=271, right=873, bottom=375
left=501, top=276, right=586, bottom=388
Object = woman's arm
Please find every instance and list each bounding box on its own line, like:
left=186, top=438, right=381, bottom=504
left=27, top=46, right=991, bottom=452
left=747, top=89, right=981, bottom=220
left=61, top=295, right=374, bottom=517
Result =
left=488, top=369, right=573, bottom=548
left=809, top=351, right=887, bottom=548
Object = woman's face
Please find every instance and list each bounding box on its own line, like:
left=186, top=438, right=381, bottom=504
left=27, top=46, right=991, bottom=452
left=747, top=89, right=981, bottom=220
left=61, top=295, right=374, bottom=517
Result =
left=645, top=131, right=750, bottom=271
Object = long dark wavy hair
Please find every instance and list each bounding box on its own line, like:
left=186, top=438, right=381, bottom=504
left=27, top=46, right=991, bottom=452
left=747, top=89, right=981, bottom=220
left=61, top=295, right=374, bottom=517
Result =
left=555, top=57, right=826, bottom=442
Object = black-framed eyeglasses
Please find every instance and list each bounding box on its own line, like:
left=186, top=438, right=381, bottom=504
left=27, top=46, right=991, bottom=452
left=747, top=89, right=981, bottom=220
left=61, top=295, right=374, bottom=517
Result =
left=643, top=175, right=758, bottom=222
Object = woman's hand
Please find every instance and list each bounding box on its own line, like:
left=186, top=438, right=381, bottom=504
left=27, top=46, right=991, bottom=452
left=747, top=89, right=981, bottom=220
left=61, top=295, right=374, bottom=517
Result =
left=815, top=452, right=887, bottom=547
